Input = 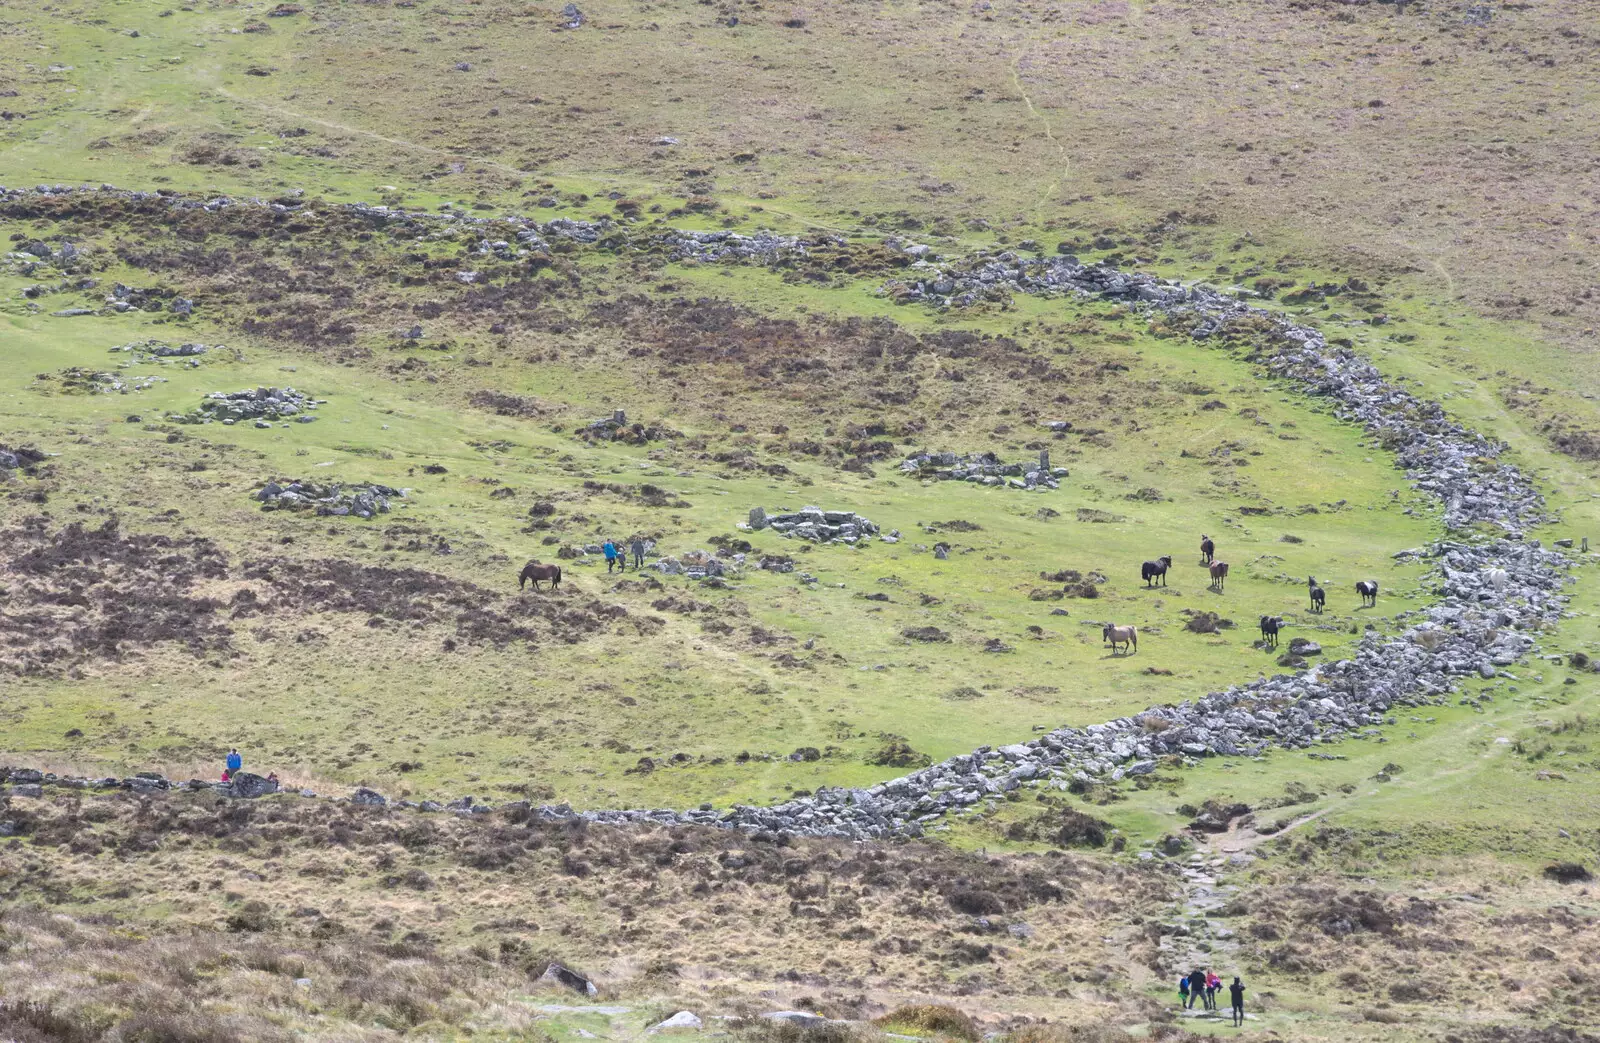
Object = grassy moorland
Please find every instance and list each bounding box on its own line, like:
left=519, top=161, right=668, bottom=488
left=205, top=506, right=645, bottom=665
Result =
left=0, top=0, right=1598, bottom=1040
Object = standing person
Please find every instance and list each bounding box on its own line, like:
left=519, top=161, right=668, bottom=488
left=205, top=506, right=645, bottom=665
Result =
left=1229, top=977, right=1246, bottom=1027
left=226, top=748, right=242, bottom=776
left=1191, top=968, right=1206, bottom=1010
left=1178, top=974, right=1190, bottom=1009
left=630, top=536, right=646, bottom=570
left=1207, top=970, right=1221, bottom=1010
left=602, top=539, right=618, bottom=573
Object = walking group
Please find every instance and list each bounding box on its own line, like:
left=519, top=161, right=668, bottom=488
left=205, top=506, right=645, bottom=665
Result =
left=1179, top=970, right=1246, bottom=1026
left=602, top=536, right=650, bottom=573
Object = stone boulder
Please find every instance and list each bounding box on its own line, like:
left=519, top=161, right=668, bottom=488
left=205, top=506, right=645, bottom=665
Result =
left=226, top=771, right=280, bottom=800
left=539, top=961, right=598, bottom=996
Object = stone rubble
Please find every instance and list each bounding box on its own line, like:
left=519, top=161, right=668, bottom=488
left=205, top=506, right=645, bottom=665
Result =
left=746, top=505, right=881, bottom=544
left=173, top=387, right=322, bottom=427
left=901, top=449, right=1066, bottom=490
left=256, top=479, right=403, bottom=518
left=653, top=549, right=738, bottom=579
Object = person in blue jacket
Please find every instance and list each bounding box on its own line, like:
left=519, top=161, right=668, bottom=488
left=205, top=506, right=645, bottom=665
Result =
left=603, top=539, right=619, bottom=572
left=226, top=748, right=242, bottom=775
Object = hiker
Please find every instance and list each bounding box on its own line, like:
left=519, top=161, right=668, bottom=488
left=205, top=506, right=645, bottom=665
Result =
left=603, top=539, right=619, bottom=573
left=1191, top=968, right=1206, bottom=1010
left=1206, top=970, right=1221, bottom=1009
left=1178, top=974, right=1191, bottom=1009
left=1229, top=977, right=1246, bottom=1027
left=630, top=536, right=646, bottom=570
left=220, top=768, right=232, bottom=783
left=226, top=748, right=242, bottom=775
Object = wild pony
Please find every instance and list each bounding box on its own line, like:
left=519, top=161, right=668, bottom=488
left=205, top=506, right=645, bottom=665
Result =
left=1103, top=623, right=1138, bottom=655
left=1141, top=555, right=1173, bottom=587
left=1484, top=568, right=1509, bottom=591
left=1209, top=561, right=1229, bottom=591
left=1308, top=576, right=1325, bottom=614
left=1259, top=616, right=1281, bottom=647
left=1200, top=535, right=1215, bottom=565
left=1355, top=580, right=1378, bottom=607
left=519, top=561, right=562, bottom=591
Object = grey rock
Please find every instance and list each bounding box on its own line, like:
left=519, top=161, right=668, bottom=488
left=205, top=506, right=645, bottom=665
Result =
left=350, top=787, right=387, bottom=806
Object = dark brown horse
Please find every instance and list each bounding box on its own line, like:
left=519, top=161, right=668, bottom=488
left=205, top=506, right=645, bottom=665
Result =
left=1200, top=535, right=1215, bottom=565
left=519, top=560, right=562, bottom=591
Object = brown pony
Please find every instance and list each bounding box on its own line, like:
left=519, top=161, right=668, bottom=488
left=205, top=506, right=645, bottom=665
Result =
left=1209, top=561, right=1229, bottom=591
left=519, top=561, right=562, bottom=591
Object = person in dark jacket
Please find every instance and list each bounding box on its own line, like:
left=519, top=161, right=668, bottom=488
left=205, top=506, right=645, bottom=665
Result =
left=630, top=537, right=646, bottom=569
left=1190, top=968, right=1206, bottom=1009
left=226, top=748, right=242, bottom=775
left=1229, top=977, right=1246, bottom=1026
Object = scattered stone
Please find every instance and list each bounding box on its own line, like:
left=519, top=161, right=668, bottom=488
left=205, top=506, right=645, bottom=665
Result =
left=350, top=787, right=387, bottom=807
left=900, top=449, right=1066, bottom=490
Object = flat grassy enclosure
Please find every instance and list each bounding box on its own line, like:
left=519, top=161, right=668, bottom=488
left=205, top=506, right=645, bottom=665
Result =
left=2, top=0, right=1600, bottom=1040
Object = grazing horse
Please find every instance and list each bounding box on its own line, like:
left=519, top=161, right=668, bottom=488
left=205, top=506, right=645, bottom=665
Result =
left=1209, top=561, right=1229, bottom=591
left=519, top=560, right=562, bottom=591
left=1141, top=555, right=1173, bottom=587
left=1355, top=580, right=1378, bottom=607
left=1259, top=615, right=1281, bottom=648
left=1308, top=576, right=1325, bottom=614
left=1103, top=623, right=1138, bottom=655
left=1200, top=535, right=1215, bottom=565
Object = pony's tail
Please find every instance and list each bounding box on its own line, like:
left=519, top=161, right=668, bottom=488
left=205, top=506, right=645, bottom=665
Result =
left=555, top=566, right=562, bottom=586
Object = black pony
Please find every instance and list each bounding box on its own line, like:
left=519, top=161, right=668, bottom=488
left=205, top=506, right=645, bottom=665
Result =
left=1142, top=555, right=1173, bottom=587
left=1355, top=580, right=1378, bottom=607
left=1308, top=576, right=1325, bottom=613
left=1200, top=535, right=1215, bottom=565
left=1259, top=616, right=1281, bottom=648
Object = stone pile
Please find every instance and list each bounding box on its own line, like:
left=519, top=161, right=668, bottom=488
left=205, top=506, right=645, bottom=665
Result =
left=256, top=479, right=402, bottom=518
left=663, top=229, right=818, bottom=264
left=900, top=449, right=1066, bottom=490
left=746, top=505, right=880, bottom=543
left=655, top=549, right=737, bottom=579
left=174, top=387, right=321, bottom=427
